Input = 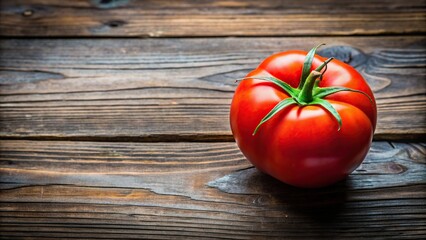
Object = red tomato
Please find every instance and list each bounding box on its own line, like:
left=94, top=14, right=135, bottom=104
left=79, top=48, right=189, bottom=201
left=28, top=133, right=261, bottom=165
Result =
left=230, top=46, right=377, bottom=188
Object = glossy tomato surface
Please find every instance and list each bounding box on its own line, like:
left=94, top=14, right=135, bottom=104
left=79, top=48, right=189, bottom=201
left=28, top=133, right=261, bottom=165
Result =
left=230, top=51, right=377, bottom=188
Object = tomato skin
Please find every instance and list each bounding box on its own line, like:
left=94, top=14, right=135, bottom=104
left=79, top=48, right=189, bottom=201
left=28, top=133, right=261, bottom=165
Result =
left=230, top=51, right=377, bottom=188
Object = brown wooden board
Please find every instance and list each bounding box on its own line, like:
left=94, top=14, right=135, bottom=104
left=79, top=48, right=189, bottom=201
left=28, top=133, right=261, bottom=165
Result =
left=1, top=37, right=425, bottom=141
left=1, top=0, right=425, bottom=37
left=0, top=140, right=425, bottom=239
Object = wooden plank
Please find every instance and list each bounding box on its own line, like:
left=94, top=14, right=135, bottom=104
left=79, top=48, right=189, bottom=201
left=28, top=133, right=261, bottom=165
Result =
left=0, top=37, right=425, bottom=141
left=0, top=0, right=425, bottom=37
left=0, top=140, right=425, bottom=239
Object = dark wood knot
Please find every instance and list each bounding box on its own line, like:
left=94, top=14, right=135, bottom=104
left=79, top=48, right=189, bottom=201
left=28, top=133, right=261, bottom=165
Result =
left=91, top=0, right=129, bottom=9
left=318, top=45, right=368, bottom=67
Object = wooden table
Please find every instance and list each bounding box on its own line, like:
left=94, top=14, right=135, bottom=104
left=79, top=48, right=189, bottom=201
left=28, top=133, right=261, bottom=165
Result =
left=0, top=0, right=425, bottom=239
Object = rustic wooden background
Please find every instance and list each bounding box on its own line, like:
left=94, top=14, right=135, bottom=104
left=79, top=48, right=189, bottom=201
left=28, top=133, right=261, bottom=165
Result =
left=0, top=0, right=425, bottom=239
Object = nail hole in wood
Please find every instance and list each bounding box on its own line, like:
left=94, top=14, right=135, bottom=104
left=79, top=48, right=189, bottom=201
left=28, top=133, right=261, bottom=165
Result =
left=107, top=20, right=126, bottom=28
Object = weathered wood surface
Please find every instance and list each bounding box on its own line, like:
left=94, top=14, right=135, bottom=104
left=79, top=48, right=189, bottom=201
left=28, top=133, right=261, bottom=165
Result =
left=1, top=0, right=425, bottom=37
left=1, top=0, right=425, bottom=238
left=1, top=37, right=425, bottom=141
left=0, top=140, right=425, bottom=239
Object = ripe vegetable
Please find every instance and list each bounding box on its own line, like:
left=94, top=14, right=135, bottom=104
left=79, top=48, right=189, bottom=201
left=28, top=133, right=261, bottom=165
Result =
left=230, top=44, right=377, bottom=188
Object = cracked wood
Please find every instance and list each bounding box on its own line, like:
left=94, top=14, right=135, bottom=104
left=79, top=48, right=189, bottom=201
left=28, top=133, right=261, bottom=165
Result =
left=0, top=0, right=425, bottom=37
left=0, top=37, right=425, bottom=141
left=0, top=140, right=425, bottom=239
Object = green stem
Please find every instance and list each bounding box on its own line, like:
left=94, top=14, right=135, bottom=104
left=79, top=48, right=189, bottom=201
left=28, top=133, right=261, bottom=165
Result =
left=314, top=57, right=334, bottom=72
left=297, top=71, right=322, bottom=104
left=297, top=57, right=334, bottom=104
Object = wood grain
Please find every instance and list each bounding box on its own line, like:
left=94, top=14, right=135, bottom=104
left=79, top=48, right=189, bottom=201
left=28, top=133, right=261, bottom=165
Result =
left=1, top=0, right=425, bottom=37
left=1, top=37, right=425, bottom=141
left=0, top=140, right=425, bottom=239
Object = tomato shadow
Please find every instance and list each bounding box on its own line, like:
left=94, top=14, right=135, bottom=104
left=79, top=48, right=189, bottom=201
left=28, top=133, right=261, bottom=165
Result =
left=209, top=167, right=352, bottom=225
left=248, top=169, right=351, bottom=223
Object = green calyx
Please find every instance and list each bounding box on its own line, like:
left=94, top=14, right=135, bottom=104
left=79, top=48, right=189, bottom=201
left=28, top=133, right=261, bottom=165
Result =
left=239, top=44, right=373, bottom=135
